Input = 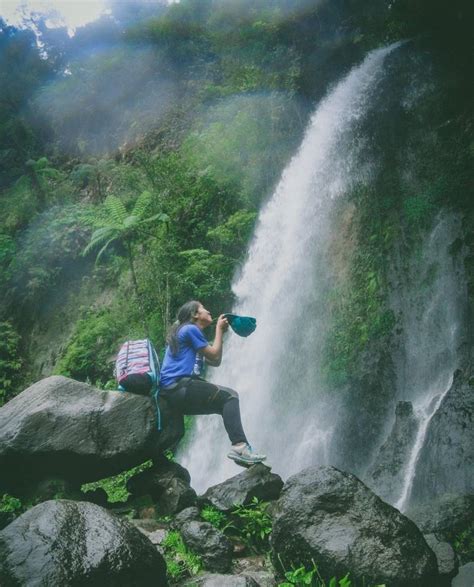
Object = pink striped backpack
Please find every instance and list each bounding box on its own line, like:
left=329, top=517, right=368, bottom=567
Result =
left=115, top=339, right=161, bottom=429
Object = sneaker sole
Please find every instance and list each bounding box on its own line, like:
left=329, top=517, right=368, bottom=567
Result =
left=227, top=453, right=267, bottom=467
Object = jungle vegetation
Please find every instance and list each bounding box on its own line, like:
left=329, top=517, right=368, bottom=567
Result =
left=0, top=0, right=472, bottom=404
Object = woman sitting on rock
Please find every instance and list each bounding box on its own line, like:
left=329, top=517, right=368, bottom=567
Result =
left=159, top=300, right=266, bottom=467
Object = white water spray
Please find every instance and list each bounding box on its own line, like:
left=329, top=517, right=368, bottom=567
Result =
left=181, top=44, right=400, bottom=493
left=391, top=214, right=464, bottom=511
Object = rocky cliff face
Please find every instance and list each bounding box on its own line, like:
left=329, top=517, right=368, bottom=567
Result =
left=410, top=361, right=474, bottom=504
left=366, top=401, right=419, bottom=503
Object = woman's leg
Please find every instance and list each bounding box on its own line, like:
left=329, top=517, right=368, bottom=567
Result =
left=169, top=378, right=248, bottom=445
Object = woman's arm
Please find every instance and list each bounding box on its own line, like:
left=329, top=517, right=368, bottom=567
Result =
left=199, top=315, right=228, bottom=366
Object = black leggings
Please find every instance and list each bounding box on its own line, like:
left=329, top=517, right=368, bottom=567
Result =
left=161, top=378, right=248, bottom=445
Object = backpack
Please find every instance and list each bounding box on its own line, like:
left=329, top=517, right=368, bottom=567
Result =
left=115, top=339, right=162, bottom=430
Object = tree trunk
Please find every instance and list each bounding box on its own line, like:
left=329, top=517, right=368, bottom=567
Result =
left=126, top=241, right=149, bottom=337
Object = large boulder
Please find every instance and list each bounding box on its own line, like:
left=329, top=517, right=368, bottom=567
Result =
left=0, top=376, right=184, bottom=492
left=180, top=520, right=233, bottom=573
left=0, top=500, right=168, bottom=586
left=271, top=465, right=438, bottom=586
left=410, top=367, right=474, bottom=503
left=201, top=464, right=283, bottom=511
left=366, top=401, right=419, bottom=503
left=127, top=458, right=197, bottom=515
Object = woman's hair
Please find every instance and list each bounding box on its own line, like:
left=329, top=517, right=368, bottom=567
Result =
left=166, top=300, right=201, bottom=355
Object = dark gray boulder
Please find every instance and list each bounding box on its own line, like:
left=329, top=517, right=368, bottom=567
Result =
left=452, top=562, right=474, bottom=587
left=424, top=534, right=458, bottom=580
left=410, top=367, right=474, bottom=503
left=127, top=459, right=196, bottom=515
left=180, top=520, right=233, bottom=573
left=271, top=465, right=438, bottom=586
left=171, top=506, right=201, bottom=529
left=366, top=401, right=419, bottom=503
left=0, top=376, right=184, bottom=492
left=201, top=463, right=283, bottom=511
left=0, top=499, right=167, bottom=586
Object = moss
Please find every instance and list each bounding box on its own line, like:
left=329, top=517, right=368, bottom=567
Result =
left=81, top=460, right=153, bottom=503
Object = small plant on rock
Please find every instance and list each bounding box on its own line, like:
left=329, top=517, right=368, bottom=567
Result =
left=452, top=522, right=474, bottom=563
left=278, top=559, right=352, bottom=587
left=162, top=530, right=201, bottom=583
left=200, top=504, right=229, bottom=530
left=277, top=557, right=387, bottom=587
left=0, top=494, right=22, bottom=514
left=231, top=496, right=272, bottom=552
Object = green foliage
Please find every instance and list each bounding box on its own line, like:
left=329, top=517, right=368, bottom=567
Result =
left=179, top=248, right=234, bottom=306
left=83, top=192, right=168, bottom=263
left=0, top=321, right=23, bottom=406
left=81, top=460, right=152, bottom=503
left=162, top=530, right=202, bottom=583
left=183, top=93, right=301, bottom=205
left=54, top=308, right=127, bottom=385
left=0, top=494, right=22, bottom=514
left=231, top=497, right=272, bottom=552
left=2, top=176, right=37, bottom=233
left=323, top=196, right=397, bottom=387
left=278, top=557, right=386, bottom=587
left=200, top=504, right=229, bottom=530
left=451, top=522, right=474, bottom=564
left=0, top=233, right=15, bottom=281
left=6, top=204, right=91, bottom=313
left=278, top=559, right=353, bottom=587
left=207, top=209, right=257, bottom=258
left=403, top=195, right=436, bottom=228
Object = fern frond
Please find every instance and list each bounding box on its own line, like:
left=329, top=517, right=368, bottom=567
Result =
left=82, top=227, right=116, bottom=256
left=104, top=196, right=127, bottom=226
left=123, top=215, right=139, bottom=229
left=95, top=237, right=118, bottom=264
left=132, top=190, right=152, bottom=219
left=139, top=212, right=169, bottom=224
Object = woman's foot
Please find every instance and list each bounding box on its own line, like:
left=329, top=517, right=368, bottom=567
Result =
left=227, top=443, right=266, bottom=466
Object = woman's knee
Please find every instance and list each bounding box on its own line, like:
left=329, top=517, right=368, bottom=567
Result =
left=220, top=385, right=239, bottom=401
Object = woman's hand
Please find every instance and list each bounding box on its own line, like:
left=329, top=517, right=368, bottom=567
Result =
left=201, top=315, right=228, bottom=366
left=216, top=314, right=229, bottom=332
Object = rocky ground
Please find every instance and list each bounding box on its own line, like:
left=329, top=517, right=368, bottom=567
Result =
left=0, top=377, right=473, bottom=586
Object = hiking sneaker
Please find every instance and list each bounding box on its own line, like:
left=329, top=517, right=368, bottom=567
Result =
left=227, top=444, right=266, bottom=467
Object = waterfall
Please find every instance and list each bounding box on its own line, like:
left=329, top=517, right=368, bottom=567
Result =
left=181, top=43, right=400, bottom=493
left=390, top=213, right=465, bottom=511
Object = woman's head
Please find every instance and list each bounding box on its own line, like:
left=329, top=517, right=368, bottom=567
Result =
left=167, top=300, right=212, bottom=354
left=176, top=300, right=201, bottom=325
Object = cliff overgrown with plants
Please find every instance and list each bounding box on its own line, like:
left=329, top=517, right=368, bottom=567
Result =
left=0, top=0, right=472, bottom=406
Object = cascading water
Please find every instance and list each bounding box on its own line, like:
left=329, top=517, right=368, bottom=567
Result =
left=181, top=43, right=401, bottom=493
left=389, top=213, right=465, bottom=511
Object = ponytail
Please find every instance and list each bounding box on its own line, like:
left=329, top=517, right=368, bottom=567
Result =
left=166, top=300, right=201, bottom=355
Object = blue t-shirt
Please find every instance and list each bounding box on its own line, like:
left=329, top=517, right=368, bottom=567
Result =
left=159, top=324, right=208, bottom=388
